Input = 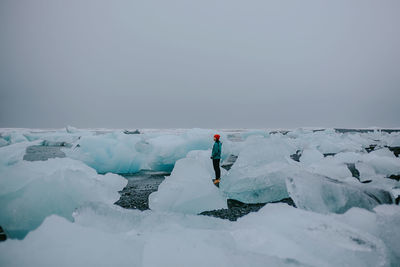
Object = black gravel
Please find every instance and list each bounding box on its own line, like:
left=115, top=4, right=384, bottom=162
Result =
left=114, top=169, right=297, bottom=222
left=387, top=146, right=400, bottom=157
left=23, top=145, right=66, bottom=161
left=114, top=154, right=298, bottom=221
left=0, top=226, right=6, bottom=242
left=114, top=171, right=169, bottom=210
left=199, top=198, right=296, bottom=221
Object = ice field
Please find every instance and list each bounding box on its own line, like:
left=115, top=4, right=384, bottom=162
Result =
left=0, top=127, right=400, bottom=266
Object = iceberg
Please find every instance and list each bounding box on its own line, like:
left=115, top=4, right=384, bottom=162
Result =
left=149, top=150, right=227, bottom=214
left=0, top=158, right=126, bottom=238
left=220, top=135, right=298, bottom=203
left=0, top=199, right=396, bottom=267
left=336, top=205, right=400, bottom=264
left=0, top=141, right=41, bottom=168
left=64, top=128, right=233, bottom=174
left=290, top=128, right=367, bottom=154
left=233, top=203, right=388, bottom=267
left=0, top=215, right=144, bottom=267
left=0, top=138, right=8, bottom=147
left=362, top=149, right=400, bottom=176
left=220, top=161, right=294, bottom=204
left=299, top=148, right=324, bottom=165
left=0, top=131, right=28, bottom=144
left=286, top=171, right=393, bottom=214
left=0, top=127, right=399, bottom=266
left=0, top=205, right=304, bottom=267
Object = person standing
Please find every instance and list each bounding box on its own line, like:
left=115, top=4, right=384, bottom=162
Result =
left=211, top=134, right=222, bottom=186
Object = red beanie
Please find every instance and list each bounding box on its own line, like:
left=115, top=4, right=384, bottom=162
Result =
left=214, top=134, right=220, bottom=140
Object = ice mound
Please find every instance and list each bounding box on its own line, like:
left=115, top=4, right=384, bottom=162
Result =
left=0, top=141, right=40, bottom=168
left=286, top=171, right=393, bottom=214
left=336, top=205, right=400, bottom=264
left=0, top=138, right=8, bottom=147
left=290, top=128, right=368, bottom=154
left=220, top=131, right=399, bottom=206
left=240, top=129, right=270, bottom=139
left=0, top=205, right=304, bottom=267
left=0, top=158, right=126, bottom=238
left=65, top=131, right=144, bottom=173
left=299, top=148, right=324, bottom=165
left=220, top=161, right=295, bottom=204
left=0, top=201, right=396, bottom=267
left=66, top=125, right=78, bottom=133
left=0, top=215, right=144, bottom=267
left=220, top=135, right=298, bottom=203
left=149, top=150, right=227, bottom=214
left=65, top=128, right=232, bottom=174
left=25, top=128, right=93, bottom=146
left=384, top=132, right=400, bottom=147
left=233, top=203, right=388, bottom=267
left=362, top=149, right=400, bottom=176
left=0, top=131, right=28, bottom=145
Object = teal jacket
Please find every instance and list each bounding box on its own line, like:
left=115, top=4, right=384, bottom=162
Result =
left=211, top=141, right=222, bottom=159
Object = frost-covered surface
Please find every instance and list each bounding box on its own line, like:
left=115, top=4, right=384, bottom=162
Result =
left=0, top=127, right=400, bottom=266
left=0, top=158, right=126, bottom=239
left=149, top=150, right=227, bottom=214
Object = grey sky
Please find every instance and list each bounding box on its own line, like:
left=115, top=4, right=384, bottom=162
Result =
left=1, top=0, right=399, bottom=129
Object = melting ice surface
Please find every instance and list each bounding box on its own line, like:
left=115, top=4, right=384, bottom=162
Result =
left=0, top=127, right=399, bottom=266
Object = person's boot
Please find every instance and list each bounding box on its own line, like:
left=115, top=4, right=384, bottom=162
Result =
left=213, top=178, right=220, bottom=187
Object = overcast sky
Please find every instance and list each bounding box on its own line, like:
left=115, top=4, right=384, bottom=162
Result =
left=0, top=0, right=399, bottom=129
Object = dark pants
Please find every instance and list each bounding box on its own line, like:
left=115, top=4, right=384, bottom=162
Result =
left=212, top=159, right=221, bottom=179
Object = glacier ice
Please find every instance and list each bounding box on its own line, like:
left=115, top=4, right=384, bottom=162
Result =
left=0, top=202, right=393, bottom=267
left=233, top=203, right=388, bottom=267
left=335, top=205, right=400, bottom=264
left=0, top=204, right=293, bottom=267
left=299, top=148, right=324, bottom=165
left=362, top=150, right=400, bottom=176
left=0, top=131, right=28, bottom=144
left=220, top=161, right=294, bottom=204
left=0, top=128, right=399, bottom=266
left=220, top=131, right=400, bottom=209
left=220, top=135, right=298, bottom=203
left=149, top=150, right=227, bottom=214
left=0, top=138, right=8, bottom=147
left=0, top=141, right=41, bottom=168
left=64, top=128, right=234, bottom=174
left=0, top=158, right=126, bottom=238
left=0, top=215, right=144, bottom=267
left=286, top=170, right=393, bottom=214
